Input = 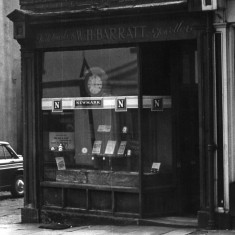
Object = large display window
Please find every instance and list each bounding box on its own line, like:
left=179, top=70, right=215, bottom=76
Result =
left=42, top=48, right=140, bottom=186
left=41, top=46, right=174, bottom=189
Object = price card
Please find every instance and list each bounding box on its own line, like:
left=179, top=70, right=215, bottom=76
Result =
left=151, top=162, right=161, bottom=173
left=92, top=140, right=102, bottom=155
left=55, top=157, right=66, bottom=170
left=97, top=125, right=111, bottom=132
left=117, top=141, right=127, bottom=156
left=105, top=140, right=117, bottom=155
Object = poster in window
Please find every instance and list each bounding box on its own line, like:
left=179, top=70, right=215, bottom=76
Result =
left=151, top=162, right=161, bottom=173
left=49, top=132, right=74, bottom=150
left=105, top=140, right=117, bottom=155
left=117, top=141, right=127, bottom=156
left=55, top=157, right=66, bottom=170
left=92, top=140, right=102, bottom=155
left=97, top=125, right=111, bottom=133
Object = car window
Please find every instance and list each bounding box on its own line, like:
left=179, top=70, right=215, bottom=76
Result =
left=3, top=146, right=12, bottom=159
left=5, top=145, right=18, bottom=159
left=0, top=146, right=5, bottom=159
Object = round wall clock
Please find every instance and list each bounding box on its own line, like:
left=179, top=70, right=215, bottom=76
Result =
left=84, top=67, right=108, bottom=96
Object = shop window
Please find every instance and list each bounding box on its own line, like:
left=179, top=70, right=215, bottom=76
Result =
left=42, top=48, right=139, bottom=184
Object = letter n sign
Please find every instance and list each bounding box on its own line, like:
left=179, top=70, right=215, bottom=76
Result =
left=52, top=99, right=62, bottom=112
left=151, top=98, right=163, bottom=111
left=115, top=98, right=127, bottom=112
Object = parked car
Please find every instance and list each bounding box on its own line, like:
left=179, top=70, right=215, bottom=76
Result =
left=0, top=141, right=24, bottom=197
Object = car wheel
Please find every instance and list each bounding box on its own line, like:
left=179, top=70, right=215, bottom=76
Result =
left=11, top=175, right=24, bottom=197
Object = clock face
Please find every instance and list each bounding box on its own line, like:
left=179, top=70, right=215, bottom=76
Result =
left=87, top=74, right=103, bottom=95
left=84, top=67, right=107, bottom=96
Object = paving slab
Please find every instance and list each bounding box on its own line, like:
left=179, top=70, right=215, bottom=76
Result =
left=0, top=224, right=235, bottom=235
left=164, top=229, right=197, bottom=235
left=189, top=230, right=235, bottom=235
left=0, top=224, right=194, bottom=235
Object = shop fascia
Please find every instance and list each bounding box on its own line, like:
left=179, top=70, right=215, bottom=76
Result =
left=36, top=21, right=193, bottom=44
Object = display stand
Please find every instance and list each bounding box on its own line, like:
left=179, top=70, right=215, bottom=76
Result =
left=89, top=125, right=134, bottom=171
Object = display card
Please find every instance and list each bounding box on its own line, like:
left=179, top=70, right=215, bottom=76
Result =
left=117, top=141, right=127, bottom=155
left=55, top=157, right=66, bottom=170
left=97, top=125, right=111, bottom=132
left=92, top=140, right=102, bottom=154
left=151, top=162, right=161, bottom=173
left=105, top=140, right=117, bottom=155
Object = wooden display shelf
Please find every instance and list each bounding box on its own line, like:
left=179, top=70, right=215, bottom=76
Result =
left=54, top=169, right=139, bottom=187
left=41, top=180, right=139, bottom=193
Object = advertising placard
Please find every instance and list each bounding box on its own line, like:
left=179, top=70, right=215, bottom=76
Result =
left=49, top=132, right=75, bottom=150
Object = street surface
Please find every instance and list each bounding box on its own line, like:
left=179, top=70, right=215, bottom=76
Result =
left=0, top=191, right=234, bottom=234
left=0, top=191, right=22, bottom=224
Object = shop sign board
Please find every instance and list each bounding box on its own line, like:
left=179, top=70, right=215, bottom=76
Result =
left=35, top=17, right=201, bottom=48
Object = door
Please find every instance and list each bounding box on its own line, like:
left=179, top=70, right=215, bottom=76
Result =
left=174, top=42, right=200, bottom=215
left=141, top=40, right=200, bottom=216
left=177, top=85, right=200, bottom=214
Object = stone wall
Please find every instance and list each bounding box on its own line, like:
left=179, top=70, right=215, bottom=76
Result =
left=0, top=1, right=21, bottom=153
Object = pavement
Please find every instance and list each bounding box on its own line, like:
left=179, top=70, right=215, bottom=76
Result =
left=0, top=192, right=235, bottom=234
left=0, top=223, right=235, bottom=235
left=0, top=191, right=22, bottom=224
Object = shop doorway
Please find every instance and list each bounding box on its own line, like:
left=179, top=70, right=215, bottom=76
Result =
left=174, top=42, right=200, bottom=215
left=177, top=84, right=200, bottom=215
left=141, top=40, right=200, bottom=217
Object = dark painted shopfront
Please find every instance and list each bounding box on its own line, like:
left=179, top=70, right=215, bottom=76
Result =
left=8, top=0, right=218, bottom=228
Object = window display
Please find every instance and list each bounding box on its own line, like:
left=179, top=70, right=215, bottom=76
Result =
left=42, top=48, right=140, bottom=185
left=42, top=45, right=174, bottom=187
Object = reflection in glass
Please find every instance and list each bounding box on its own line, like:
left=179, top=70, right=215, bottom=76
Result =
left=42, top=48, right=138, bottom=98
left=42, top=48, right=139, bottom=182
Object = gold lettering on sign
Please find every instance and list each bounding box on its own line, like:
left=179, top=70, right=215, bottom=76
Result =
left=151, top=21, right=193, bottom=38
left=36, top=22, right=193, bottom=44
left=110, top=28, right=117, bottom=40
left=118, top=27, right=125, bottom=39
left=86, top=29, right=92, bottom=41
left=76, top=30, right=83, bottom=40
left=97, top=28, right=103, bottom=40
left=37, top=26, right=147, bottom=43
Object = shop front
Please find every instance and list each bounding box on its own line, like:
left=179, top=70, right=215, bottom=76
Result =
left=8, top=0, right=217, bottom=228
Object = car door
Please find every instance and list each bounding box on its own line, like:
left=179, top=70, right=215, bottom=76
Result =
left=0, top=145, right=22, bottom=187
left=0, top=145, right=11, bottom=186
